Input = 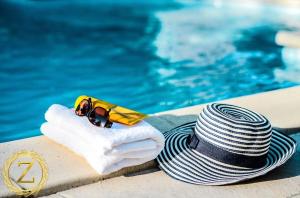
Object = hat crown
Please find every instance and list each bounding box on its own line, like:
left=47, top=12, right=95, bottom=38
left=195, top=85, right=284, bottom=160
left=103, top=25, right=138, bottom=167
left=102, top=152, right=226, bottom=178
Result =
left=195, top=103, right=272, bottom=157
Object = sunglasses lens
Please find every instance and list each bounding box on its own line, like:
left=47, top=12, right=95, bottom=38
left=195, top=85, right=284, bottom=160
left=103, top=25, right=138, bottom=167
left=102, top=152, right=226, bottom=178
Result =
left=75, top=99, right=90, bottom=116
left=88, top=107, right=109, bottom=127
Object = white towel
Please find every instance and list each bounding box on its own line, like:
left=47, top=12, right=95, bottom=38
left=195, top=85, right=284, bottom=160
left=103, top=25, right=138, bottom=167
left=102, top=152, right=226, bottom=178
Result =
left=40, top=104, right=165, bottom=174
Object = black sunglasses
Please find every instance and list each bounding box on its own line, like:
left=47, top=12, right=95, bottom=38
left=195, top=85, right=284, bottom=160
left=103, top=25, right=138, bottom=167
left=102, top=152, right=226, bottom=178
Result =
left=75, top=97, right=113, bottom=128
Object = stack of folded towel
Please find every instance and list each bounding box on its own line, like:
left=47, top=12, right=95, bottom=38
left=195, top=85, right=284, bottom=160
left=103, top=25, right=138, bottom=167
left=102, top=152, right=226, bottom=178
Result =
left=40, top=104, right=165, bottom=175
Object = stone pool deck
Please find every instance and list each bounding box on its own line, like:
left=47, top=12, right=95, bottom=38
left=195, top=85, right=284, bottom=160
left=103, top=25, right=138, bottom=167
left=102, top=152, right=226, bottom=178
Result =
left=1, top=86, right=300, bottom=197
left=276, top=31, right=300, bottom=48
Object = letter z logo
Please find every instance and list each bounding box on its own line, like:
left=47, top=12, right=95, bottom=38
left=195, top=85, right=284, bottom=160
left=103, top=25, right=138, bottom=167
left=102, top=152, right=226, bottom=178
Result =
left=16, top=162, right=35, bottom=184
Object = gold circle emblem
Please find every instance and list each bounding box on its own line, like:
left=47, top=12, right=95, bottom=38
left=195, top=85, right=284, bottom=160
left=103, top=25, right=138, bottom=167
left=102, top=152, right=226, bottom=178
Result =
left=2, top=150, right=48, bottom=197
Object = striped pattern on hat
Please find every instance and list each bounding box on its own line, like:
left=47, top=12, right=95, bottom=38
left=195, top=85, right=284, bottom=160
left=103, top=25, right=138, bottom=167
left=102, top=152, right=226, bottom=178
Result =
left=196, top=103, right=272, bottom=156
left=156, top=103, right=297, bottom=185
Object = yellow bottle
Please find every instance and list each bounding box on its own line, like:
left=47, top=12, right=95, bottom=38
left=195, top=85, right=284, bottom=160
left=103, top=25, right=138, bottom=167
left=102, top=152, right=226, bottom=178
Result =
left=74, top=95, right=148, bottom=126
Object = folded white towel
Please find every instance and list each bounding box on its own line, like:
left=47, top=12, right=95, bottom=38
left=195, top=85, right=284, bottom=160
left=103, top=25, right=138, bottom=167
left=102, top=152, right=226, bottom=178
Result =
left=40, top=104, right=165, bottom=174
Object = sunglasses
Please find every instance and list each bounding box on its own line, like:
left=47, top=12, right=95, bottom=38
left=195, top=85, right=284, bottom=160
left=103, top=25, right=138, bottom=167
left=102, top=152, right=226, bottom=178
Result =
left=75, top=97, right=113, bottom=128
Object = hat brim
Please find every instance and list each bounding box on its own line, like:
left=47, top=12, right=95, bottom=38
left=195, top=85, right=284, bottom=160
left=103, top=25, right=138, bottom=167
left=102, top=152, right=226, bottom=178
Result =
left=157, top=122, right=297, bottom=185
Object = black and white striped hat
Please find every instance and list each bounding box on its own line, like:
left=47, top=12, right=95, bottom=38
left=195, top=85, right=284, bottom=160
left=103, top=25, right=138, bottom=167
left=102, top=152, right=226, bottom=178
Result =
left=157, top=103, right=297, bottom=185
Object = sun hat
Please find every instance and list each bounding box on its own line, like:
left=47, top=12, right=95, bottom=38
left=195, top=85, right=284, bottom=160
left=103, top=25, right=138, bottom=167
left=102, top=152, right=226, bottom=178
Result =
left=157, top=103, right=297, bottom=185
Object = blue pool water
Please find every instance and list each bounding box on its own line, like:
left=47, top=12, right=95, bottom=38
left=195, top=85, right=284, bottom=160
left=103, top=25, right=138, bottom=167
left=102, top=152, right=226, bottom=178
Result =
left=1, top=0, right=300, bottom=143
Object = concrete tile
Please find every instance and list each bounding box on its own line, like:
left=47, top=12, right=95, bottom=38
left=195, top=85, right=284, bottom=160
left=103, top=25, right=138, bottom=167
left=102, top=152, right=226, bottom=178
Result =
left=40, top=194, right=64, bottom=198
left=0, top=136, right=157, bottom=197
left=47, top=138, right=300, bottom=198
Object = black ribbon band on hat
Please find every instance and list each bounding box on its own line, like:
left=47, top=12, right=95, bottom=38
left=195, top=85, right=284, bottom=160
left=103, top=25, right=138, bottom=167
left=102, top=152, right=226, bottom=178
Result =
left=187, top=133, right=267, bottom=169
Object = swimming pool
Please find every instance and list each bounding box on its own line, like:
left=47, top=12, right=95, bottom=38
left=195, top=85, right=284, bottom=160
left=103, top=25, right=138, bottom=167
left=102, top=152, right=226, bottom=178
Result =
left=0, top=0, right=300, bottom=143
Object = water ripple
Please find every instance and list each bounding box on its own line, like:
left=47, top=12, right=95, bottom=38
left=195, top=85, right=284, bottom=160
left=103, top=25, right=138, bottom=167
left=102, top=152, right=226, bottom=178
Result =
left=0, top=1, right=299, bottom=142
